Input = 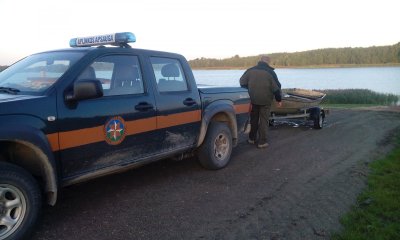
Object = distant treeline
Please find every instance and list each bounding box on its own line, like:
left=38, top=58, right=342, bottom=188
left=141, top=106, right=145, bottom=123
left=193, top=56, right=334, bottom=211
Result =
left=0, top=66, right=7, bottom=72
left=189, top=42, right=400, bottom=69
left=320, top=89, right=399, bottom=105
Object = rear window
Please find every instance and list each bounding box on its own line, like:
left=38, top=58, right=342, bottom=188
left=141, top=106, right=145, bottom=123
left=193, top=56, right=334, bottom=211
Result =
left=150, top=57, right=188, bottom=92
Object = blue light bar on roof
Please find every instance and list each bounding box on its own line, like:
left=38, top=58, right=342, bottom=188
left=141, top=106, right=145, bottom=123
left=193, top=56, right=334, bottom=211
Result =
left=69, top=32, right=136, bottom=47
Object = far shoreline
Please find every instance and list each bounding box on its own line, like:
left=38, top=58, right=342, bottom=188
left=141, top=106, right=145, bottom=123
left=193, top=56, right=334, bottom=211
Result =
left=190, top=63, right=400, bottom=70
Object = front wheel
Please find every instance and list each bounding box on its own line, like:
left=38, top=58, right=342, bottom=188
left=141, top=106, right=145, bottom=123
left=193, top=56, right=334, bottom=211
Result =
left=0, top=162, right=42, bottom=240
left=197, top=122, right=233, bottom=170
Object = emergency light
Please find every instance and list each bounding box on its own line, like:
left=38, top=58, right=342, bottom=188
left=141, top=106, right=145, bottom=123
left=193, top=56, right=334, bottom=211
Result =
left=69, top=32, right=136, bottom=47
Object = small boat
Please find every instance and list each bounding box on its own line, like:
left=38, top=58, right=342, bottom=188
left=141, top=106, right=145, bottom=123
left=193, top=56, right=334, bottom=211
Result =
left=242, top=88, right=327, bottom=130
left=271, top=88, right=326, bottom=114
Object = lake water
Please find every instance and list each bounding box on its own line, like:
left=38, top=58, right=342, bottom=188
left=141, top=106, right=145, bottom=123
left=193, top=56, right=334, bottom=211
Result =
left=193, top=66, right=400, bottom=95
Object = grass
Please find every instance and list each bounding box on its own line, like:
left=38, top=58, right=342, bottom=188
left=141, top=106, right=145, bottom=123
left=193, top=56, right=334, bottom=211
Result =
left=332, top=135, right=400, bottom=240
left=321, top=104, right=382, bottom=109
left=320, top=89, right=399, bottom=106
left=321, top=89, right=399, bottom=109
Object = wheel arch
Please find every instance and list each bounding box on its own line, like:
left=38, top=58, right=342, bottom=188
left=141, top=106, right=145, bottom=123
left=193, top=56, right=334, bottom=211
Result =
left=197, top=100, right=238, bottom=147
left=0, top=126, right=58, bottom=206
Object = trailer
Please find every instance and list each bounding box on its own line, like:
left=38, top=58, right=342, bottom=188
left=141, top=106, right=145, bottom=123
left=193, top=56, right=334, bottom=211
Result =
left=270, top=88, right=327, bottom=129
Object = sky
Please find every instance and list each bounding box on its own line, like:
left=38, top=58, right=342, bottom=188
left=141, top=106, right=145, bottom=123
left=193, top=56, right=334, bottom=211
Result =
left=0, top=0, right=399, bottom=65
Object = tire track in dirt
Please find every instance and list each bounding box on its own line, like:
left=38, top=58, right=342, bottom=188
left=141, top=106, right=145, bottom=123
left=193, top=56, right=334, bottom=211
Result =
left=194, top=110, right=400, bottom=240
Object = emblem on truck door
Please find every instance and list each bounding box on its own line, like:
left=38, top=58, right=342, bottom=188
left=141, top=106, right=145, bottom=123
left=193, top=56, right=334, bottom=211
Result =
left=104, top=116, right=126, bottom=145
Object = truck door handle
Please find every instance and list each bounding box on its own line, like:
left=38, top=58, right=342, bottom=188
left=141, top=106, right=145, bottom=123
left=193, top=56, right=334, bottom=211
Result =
left=135, top=102, right=154, bottom=111
left=183, top=98, right=197, bottom=106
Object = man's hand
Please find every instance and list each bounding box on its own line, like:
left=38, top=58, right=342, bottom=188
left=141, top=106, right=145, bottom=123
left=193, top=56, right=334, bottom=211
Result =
left=277, top=101, right=282, bottom=107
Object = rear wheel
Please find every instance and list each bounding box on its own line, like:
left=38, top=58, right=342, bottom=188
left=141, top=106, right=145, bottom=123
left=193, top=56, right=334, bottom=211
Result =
left=197, top=122, right=233, bottom=170
left=0, top=162, right=41, bottom=240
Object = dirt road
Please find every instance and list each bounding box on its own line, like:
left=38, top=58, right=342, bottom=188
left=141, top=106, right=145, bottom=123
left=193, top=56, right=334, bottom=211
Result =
left=32, top=109, right=400, bottom=240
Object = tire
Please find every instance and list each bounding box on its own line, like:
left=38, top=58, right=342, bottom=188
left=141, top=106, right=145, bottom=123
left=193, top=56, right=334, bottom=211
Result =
left=269, top=119, right=275, bottom=127
left=197, top=122, right=233, bottom=170
left=313, top=109, right=324, bottom=129
left=0, top=162, right=42, bottom=240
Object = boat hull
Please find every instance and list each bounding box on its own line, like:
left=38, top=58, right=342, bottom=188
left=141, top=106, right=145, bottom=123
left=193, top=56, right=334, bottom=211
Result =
left=271, top=89, right=325, bottom=114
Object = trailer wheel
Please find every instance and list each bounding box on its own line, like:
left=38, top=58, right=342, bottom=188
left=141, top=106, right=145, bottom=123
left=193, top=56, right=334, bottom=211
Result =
left=313, top=110, right=324, bottom=129
left=269, top=119, right=275, bottom=126
left=197, top=122, right=233, bottom=170
left=0, top=162, right=42, bottom=240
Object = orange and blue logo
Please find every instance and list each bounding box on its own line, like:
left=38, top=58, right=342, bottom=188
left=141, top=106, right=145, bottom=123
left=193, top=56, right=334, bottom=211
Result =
left=104, top=116, right=126, bottom=145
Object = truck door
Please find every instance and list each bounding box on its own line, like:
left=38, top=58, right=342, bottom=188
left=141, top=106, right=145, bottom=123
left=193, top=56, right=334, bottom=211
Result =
left=149, top=57, right=201, bottom=152
left=57, top=54, right=162, bottom=179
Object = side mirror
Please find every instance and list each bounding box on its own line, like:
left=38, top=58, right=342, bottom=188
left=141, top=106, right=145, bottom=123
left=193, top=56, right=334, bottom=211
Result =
left=65, top=79, right=103, bottom=102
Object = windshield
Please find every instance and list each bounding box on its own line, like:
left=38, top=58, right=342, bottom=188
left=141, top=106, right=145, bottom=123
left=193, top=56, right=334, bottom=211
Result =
left=0, top=51, right=84, bottom=94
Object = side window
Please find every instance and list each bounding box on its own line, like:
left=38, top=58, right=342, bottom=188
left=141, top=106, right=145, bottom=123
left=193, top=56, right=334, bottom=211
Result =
left=150, top=57, right=188, bottom=92
left=77, top=55, right=144, bottom=96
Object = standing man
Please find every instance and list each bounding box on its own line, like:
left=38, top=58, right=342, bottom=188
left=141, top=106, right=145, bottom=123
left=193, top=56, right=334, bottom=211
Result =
left=240, top=56, right=282, bottom=148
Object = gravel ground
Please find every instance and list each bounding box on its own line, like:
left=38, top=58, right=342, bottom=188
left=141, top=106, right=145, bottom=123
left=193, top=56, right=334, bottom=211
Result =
left=31, top=109, right=400, bottom=240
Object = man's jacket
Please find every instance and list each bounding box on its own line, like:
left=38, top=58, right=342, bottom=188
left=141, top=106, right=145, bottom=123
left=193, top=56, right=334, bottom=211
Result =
left=240, top=61, right=282, bottom=105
